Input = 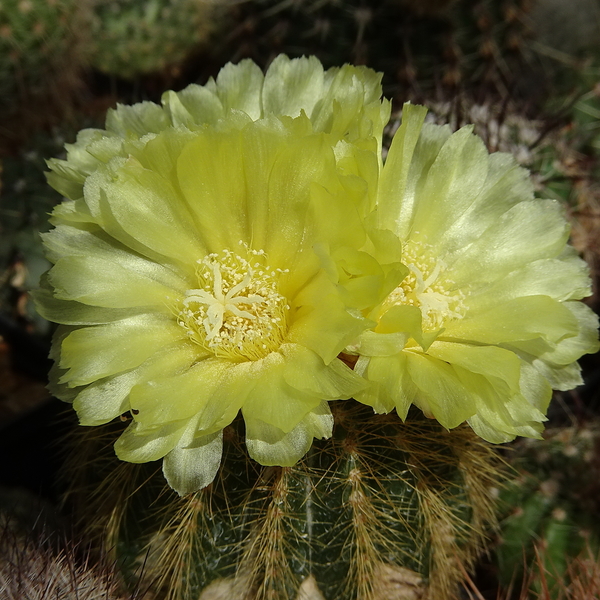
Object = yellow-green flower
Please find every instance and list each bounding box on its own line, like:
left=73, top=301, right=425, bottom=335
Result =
left=46, top=54, right=390, bottom=206
left=348, top=104, right=599, bottom=442
left=36, top=57, right=389, bottom=495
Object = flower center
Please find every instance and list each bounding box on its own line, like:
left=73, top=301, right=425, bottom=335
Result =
left=178, top=247, right=289, bottom=361
left=380, top=240, right=466, bottom=331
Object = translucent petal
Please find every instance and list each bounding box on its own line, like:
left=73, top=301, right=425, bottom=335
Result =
left=48, top=255, right=180, bottom=308
left=73, top=342, right=199, bottom=426
left=242, top=353, right=321, bottom=434
left=467, top=256, right=592, bottom=309
left=311, top=64, right=388, bottom=142
left=262, top=55, right=325, bottom=118
left=176, top=127, right=250, bottom=252
left=85, top=158, right=204, bottom=268
left=59, top=314, right=185, bottom=386
left=448, top=200, right=570, bottom=284
left=409, top=126, right=490, bottom=246
left=426, top=341, right=522, bottom=394
left=436, top=152, right=535, bottom=256
left=130, top=357, right=230, bottom=426
left=105, top=101, right=170, bottom=137
left=280, top=343, right=365, bottom=399
left=163, top=430, right=223, bottom=495
left=245, top=401, right=333, bottom=466
left=355, top=353, right=416, bottom=416
left=214, top=59, right=264, bottom=119
left=376, top=305, right=439, bottom=352
left=405, top=351, right=477, bottom=429
left=162, top=86, right=223, bottom=128
left=41, top=223, right=189, bottom=292
left=115, top=419, right=189, bottom=463
left=445, top=295, right=579, bottom=345
left=353, top=330, right=408, bottom=357
left=377, top=103, right=428, bottom=233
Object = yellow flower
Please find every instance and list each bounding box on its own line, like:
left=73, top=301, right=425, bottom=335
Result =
left=46, top=54, right=390, bottom=206
left=348, top=104, right=600, bottom=442
left=36, top=57, right=390, bottom=495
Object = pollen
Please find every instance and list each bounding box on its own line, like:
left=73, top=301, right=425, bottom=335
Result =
left=178, top=246, right=290, bottom=361
left=379, top=240, right=466, bottom=331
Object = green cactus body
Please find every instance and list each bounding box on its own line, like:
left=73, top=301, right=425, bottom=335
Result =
left=87, top=0, right=213, bottom=79
left=66, top=403, right=502, bottom=600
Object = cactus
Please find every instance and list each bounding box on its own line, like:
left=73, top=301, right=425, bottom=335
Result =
left=64, top=402, right=503, bottom=600
left=86, top=0, right=214, bottom=80
left=496, top=422, right=600, bottom=597
left=0, top=485, right=130, bottom=600
left=0, top=0, right=84, bottom=141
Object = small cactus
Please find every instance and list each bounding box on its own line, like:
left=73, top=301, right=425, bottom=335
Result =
left=496, top=422, right=600, bottom=597
left=0, top=0, right=84, bottom=140
left=86, top=0, right=214, bottom=80
left=64, top=403, right=503, bottom=600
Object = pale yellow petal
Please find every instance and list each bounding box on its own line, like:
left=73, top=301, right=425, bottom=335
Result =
left=245, top=401, right=333, bottom=466
left=163, top=430, right=223, bottom=495
left=59, top=314, right=185, bottom=386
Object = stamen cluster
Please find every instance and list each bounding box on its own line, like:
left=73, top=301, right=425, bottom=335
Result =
left=179, top=246, right=290, bottom=361
left=379, top=240, right=466, bottom=331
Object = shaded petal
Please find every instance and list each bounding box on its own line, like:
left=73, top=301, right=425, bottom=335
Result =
left=59, top=314, right=185, bottom=386
left=130, top=357, right=230, bottom=426
left=32, top=287, right=140, bottom=326
left=536, top=302, right=600, bottom=365
left=163, top=430, right=223, bottom=495
left=280, top=343, right=365, bottom=399
left=531, top=359, right=583, bottom=392
left=445, top=295, right=579, bottom=345
left=115, top=419, right=189, bottom=463
left=245, top=401, right=333, bottom=466
left=73, top=342, right=199, bottom=425
left=288, top=269, right=368, bottom=363
left=242, top=353, right=321, bottom=434
left=468, top=414, right=516, bottom=444
left=405, top=351, right=477, bottom=429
